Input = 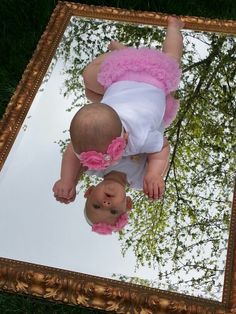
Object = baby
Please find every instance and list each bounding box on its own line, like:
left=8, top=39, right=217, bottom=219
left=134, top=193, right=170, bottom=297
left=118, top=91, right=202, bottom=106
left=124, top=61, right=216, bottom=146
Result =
left=53, top=104, right=169, bottom=234
left=53, top=16, right=184, bottom=234
left=54, top=102, right=170, bottom=197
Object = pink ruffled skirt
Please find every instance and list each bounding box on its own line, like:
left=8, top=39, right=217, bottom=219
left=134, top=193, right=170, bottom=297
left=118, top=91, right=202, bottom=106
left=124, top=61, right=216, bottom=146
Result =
left=97, top=47, right=181, bottom=94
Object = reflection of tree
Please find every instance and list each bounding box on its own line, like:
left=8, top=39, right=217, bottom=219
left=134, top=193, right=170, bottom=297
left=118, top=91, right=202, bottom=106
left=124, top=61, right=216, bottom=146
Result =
left=56, top=17, right=165, bottom=111
left=55, top=18, right=236, bottom=300
left=112, top=273, right=156, bottom=288
left=39, top=54, right=59, bottom=92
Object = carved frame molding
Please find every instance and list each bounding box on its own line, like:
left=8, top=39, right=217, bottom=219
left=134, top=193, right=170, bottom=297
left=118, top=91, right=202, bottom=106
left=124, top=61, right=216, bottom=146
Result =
left=0, top=2, right=236, bottom=313
left=0, top=257, right=228, bottom=313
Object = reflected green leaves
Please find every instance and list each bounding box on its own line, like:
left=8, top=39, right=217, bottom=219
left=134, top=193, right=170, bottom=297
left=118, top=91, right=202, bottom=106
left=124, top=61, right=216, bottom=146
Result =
left=53, top=17, right=236, bottom=300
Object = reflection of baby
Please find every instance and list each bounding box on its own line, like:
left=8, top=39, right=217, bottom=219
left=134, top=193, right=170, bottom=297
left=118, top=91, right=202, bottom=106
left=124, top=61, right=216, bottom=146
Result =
left=84, top=154, right=147, bottom=235
left=53, top=17, right=184, bottom=234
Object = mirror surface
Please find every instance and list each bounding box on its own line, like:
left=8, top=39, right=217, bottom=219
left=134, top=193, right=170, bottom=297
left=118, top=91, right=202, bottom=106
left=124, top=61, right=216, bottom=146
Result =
left=0, top=16, right=235, bottom=302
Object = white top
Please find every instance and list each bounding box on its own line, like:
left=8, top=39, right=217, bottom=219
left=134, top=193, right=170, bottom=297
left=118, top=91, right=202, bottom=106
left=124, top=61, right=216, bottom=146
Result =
left=101, top=81, right=165, bottom=156
left=87, top=154, right=147, bottom=190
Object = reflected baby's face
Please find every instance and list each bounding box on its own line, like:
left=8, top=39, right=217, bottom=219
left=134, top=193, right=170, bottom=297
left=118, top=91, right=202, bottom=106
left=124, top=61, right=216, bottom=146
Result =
left=84, top=180, right=132, bottom=225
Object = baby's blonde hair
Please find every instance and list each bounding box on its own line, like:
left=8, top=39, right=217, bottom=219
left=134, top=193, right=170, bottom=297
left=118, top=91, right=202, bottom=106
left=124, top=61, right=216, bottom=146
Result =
left=70, top=103, right=122, bottom=153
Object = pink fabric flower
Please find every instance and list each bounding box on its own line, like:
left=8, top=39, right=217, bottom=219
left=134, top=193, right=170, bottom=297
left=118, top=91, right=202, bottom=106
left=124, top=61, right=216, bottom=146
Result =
left=92, top=224, right=114, bottom=235
left=92, top=212, right=129, bottom=235
left=79, top=151, right=109, bottom=170
left=107, top=137, right=126, bottom=161
left=78, top=136, right=126, bottom=170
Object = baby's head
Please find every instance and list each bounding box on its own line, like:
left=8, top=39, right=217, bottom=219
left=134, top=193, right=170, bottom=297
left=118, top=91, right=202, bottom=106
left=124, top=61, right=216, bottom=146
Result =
left=84, top=177, right=133, bottom=235
left=70, top=103, right=127, bottom=169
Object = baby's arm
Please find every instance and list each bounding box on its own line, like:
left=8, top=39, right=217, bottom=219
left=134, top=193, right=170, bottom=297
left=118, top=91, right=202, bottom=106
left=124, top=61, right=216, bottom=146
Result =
left=53, top=142, right=84, bottom=204
left=143, top=138, right=170, bottom=200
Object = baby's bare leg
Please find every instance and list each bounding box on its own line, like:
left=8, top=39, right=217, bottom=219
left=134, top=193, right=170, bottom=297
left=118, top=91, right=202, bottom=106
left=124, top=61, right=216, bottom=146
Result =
left=162, top=17, right=184, bottom=64
left=108, top=41, right=126, bottom=51
left=82, top=41, right=126, bottom=96
left=82, top=52, right=111, bottom=95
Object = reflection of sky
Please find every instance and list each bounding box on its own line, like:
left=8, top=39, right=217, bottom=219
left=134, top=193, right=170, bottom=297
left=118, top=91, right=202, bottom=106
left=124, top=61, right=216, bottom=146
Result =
left=0, top=57, right=161, bottom=284
left=0, top=18, right=234, bottom=302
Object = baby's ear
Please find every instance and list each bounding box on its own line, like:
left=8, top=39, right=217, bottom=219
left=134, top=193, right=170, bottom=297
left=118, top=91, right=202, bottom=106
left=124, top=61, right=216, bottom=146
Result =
left=126, top=196, right=133, bottom=211
left=84, top=186, right=94, bottom=198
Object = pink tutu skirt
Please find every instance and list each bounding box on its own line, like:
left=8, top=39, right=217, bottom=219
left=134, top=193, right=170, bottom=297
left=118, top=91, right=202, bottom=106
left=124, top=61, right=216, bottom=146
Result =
left=97, top=47, right=181, bottom=94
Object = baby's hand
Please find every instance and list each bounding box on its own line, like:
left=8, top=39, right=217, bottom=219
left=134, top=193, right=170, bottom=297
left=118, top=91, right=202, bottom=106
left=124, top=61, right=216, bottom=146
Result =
left=143, top=173, right=165, bottom=200
left=53, top=179, right=76, bottom=204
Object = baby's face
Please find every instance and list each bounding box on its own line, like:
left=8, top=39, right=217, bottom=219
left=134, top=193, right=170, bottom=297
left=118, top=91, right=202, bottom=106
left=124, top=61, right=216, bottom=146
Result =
left=85, top=180, right=131, bottom=225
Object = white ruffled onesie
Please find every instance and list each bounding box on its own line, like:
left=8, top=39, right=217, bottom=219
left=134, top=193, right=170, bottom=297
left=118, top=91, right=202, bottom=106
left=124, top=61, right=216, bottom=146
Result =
left=101, top=81, right=165, bottom=156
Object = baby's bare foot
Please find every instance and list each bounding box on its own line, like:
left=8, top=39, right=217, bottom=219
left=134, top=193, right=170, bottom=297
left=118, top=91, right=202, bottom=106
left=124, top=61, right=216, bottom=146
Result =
left=168, top=16, right=185, bottom=29
left=108, top=41, right=126, bottom=51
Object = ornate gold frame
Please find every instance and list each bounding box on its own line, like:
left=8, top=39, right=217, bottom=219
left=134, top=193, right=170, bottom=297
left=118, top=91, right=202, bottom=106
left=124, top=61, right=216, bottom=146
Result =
left=0, top=2, right=236, bottom=313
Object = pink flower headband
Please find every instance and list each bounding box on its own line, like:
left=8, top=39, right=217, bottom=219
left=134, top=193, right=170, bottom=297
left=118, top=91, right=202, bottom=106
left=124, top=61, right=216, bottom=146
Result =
left=74, top=131, right=126, bottom=170
left=84, top=207, right=130, bottom=235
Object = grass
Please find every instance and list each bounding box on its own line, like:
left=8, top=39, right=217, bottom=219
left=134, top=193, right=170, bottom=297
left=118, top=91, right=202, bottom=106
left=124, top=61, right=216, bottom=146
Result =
left=0, top=291, right=106, bottom=313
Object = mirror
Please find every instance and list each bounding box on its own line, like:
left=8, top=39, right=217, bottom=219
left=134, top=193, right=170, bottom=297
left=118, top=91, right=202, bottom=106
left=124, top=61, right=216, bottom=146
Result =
left=0, top=2, right=236, bottom=313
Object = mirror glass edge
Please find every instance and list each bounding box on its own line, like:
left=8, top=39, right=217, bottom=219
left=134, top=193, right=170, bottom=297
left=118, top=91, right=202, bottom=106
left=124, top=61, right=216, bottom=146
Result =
left=223, top=180, right=236, bottom=304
